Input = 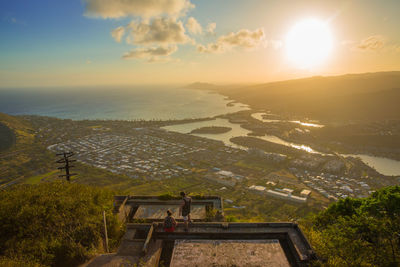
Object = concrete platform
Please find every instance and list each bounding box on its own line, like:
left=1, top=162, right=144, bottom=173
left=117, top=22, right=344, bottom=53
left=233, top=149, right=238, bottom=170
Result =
left=83, top=254, right=140, bottom=267
left=133, top=204, right=206, bottom=220
left=170, top=240, right=290, bottom=267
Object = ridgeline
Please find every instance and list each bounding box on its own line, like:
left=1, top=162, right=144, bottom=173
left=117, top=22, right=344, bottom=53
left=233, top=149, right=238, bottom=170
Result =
left=192, top=71, right=400, bottom=122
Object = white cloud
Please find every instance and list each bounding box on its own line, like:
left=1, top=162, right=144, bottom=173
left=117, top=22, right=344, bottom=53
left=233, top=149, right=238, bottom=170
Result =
left=220, top=28, right=265, bottom=48
left=198, top=28, right=265, bottom=53
left=343, top=37, right=400, bottom=53
left=4, top=16, right=25, bottom=25
left=356, top=35, right=385, bottom=51
left=186, top=17, right=202, bottom=35
left=126, top=17, right=190, bottom=45
left=84, top=0, right=268, bottom=61
left=122, top=45, right=178, bottom=62
left=84, top=0, right=194, bottom=18
left=111, top=26, right=125, bottom=43
left=206, top=22, right=216, bottom=34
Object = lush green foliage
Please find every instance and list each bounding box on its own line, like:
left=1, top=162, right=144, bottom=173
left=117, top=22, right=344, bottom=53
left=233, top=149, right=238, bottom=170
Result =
left=0, top=181, right=124, bottom=267
left=305, top=186, right=400, bottom=266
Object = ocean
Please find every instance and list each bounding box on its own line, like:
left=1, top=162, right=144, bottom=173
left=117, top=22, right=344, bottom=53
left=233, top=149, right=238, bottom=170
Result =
left=0, top=87, right=248, bottom=120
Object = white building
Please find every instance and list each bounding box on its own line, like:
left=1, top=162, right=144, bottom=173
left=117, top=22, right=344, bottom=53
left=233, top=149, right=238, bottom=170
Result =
left=265, top=190, right=307, bottom=203
left=300, top=190, right=312, bottom=197
left=249, top=185, right=266, bottom=192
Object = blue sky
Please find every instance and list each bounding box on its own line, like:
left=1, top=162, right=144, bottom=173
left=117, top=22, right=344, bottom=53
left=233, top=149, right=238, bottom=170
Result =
left=1, top=0, right=400, bottom=87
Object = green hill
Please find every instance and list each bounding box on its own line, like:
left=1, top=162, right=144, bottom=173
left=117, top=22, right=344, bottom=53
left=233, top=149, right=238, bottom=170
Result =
left=0, top=122, right=15, bottom=151
left=216, top=71, right=400, bottom=122
left=0, top=112, right=35, bottom=147
left=0, top=113, right=48, bottom=187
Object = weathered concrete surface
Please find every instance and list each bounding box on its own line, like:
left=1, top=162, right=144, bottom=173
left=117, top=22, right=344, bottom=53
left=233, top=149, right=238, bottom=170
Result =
left=133, top=205, right=206, bottom=220
left=117, top=240, right=144, bottom=256
left=170, top=240, right=290, bottom=267
left=82, top=254, right=140, bottom=267
left=82, top=240, right=162, bottom=267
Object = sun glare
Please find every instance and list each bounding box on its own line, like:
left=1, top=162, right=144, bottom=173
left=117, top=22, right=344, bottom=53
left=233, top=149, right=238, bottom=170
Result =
left=285, top=18, right=333, bottom=69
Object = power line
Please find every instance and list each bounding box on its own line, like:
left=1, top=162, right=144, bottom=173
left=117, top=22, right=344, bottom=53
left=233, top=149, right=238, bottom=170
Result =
left=56, top=152, right=77, bottom=182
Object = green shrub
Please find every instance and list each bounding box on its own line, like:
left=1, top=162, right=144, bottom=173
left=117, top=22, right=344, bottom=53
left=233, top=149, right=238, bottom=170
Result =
left=205, top=208, right=217, bottom=222
left=0, top=181, right=124, bottom=267
left=157, top=193, right=177, bottom=200
left=0, top=256, right=46, bottom=267
left=305, top=186, right=400, bottom=266
left=225, top=215, right=239, bottom=222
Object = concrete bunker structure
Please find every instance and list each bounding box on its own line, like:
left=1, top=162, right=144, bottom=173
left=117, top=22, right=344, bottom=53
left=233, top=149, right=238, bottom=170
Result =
left=113, top=195, right=224, bottom=223
left=85, top=195, right=316, bottom=267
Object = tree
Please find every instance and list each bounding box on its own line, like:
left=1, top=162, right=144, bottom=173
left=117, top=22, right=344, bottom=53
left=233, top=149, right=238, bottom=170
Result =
left=305, top=186, right=400, bottom=266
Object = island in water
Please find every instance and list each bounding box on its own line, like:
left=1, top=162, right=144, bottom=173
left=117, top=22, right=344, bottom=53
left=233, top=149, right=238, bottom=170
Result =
left=190, top=126, right=232, bottom=134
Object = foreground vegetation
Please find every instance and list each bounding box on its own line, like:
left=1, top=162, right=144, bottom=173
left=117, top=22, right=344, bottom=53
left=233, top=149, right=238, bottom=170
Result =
left=0, top=177, right=399, bottom=266
left=304, top=186, right=400, bottom=266
left=0, top=182, right=124, bottom=267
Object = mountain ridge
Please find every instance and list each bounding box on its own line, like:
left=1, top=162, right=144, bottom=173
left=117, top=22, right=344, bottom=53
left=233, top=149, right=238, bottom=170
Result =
left=189, top=71, right=400, bottom=122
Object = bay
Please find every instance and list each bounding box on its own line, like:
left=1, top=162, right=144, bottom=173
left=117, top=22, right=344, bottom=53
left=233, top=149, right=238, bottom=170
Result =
left=0, top=87, right=248, bottom=120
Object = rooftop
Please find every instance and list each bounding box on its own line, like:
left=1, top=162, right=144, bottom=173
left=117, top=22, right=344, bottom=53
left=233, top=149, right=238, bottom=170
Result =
left=171, top=239, right=290, bottom=267
left=85, top=222, right=316, bottom=267
left=113, top=195, right=224, bottom=223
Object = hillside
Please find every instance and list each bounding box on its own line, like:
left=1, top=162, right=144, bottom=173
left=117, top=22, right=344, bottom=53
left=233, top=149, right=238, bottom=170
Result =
left=0, top=122, right=15, bottom=151
left=0, top=181, right=123, bottom=267
left=0, top=112, right=34, bottom=147
left=214, top=71, right=400, bottom=122
left=0, top=110, right=34, bottom=152
left=0, top=113, right=46, bottom=187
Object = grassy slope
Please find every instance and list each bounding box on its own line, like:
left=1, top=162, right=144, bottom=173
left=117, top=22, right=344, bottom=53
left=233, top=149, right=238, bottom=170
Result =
left=0, top=112, right=34, bottom=147
left=0, top=181, right=123, bottom=267
left=0, top=113, right=42, bottom=186
left=0, top=122, right=15, bottom=151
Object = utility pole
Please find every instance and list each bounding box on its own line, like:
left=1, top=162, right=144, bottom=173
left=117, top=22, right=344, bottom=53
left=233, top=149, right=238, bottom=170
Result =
left=103, top=211, right=109, bottom=253
left=56, top=152, right=77, bottom=182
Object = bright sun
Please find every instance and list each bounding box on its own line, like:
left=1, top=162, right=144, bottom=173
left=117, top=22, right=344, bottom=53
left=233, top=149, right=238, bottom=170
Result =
left=286, top=18, right=333, bottom=69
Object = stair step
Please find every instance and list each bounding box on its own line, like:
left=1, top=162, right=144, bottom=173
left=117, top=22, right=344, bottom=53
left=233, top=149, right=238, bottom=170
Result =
left=117, top=240, right=145, bottom=256
left=122, top=229, right=137, bottom=240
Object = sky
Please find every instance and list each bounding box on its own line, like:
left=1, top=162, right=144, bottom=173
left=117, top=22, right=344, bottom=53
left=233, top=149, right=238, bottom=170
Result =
left=1, top=0, right=400, bottom=88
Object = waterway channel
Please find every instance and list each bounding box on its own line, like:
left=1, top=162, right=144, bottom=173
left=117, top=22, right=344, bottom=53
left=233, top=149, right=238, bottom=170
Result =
left=162, top=114, right=400, bottom=176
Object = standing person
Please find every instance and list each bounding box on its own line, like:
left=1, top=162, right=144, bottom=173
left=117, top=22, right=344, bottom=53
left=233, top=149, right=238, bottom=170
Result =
left=179, top=191, right=192, bottom=231
left=163, top=209, right=177, bottom=232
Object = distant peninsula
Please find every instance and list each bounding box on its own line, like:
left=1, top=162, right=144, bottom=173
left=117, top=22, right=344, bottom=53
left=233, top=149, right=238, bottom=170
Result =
left=190, top=126, right=232, bottom=134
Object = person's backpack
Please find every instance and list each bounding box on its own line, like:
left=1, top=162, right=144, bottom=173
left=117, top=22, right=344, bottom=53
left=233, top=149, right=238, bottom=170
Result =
left=164, top=216, right=174, bottom=228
